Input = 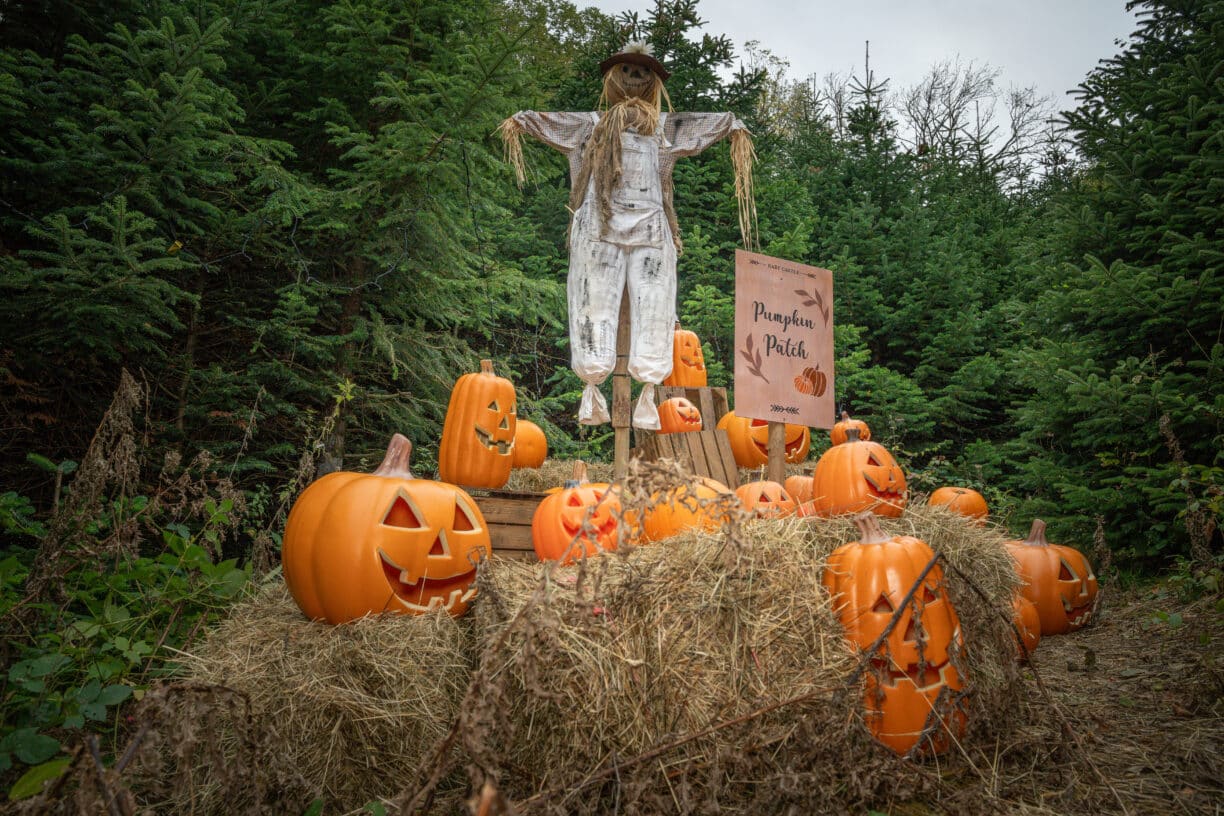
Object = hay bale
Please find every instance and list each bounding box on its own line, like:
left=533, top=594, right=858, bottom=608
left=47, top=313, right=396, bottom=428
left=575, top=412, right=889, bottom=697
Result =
left=173, top=582, right=473, bottom=811
left=168, top=459, right=1030, bottom=814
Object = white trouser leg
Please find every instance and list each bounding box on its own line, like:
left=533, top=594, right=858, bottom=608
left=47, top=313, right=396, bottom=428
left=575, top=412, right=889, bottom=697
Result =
left=626, top=240, right=678, bottom=430
left=567, top=227, right=626, bottom=425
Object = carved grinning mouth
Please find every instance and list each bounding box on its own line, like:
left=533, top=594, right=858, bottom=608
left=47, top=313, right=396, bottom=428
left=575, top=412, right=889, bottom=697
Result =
left=1063, top=596, right=1092, bottom=625
left=873, top=658, right=957, bottom=691
left=378, top=549, right=477, bottom=613
left=474, top=425, right=514, bottom=455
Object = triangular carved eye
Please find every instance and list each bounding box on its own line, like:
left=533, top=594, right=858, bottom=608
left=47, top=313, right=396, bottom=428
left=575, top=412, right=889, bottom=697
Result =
left=1059, top=560, right=1076, bottom=580
left=867, top=454, right=881, bottom=466
left=384, top=495, right=426, bottom=529
left=499, top=415, right=510, bottom=430
left=872, top=594, right=895, bottom=614
left=488, top=400, right=500, bottom=412
left=452, top=498, right=479, bottom=532
left=566, top=494, right=584, bottom=507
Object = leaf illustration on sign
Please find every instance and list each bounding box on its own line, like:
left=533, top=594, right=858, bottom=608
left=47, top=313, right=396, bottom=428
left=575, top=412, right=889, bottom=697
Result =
left=739, top=333, right=769, bottom=383
left=794, top=287, right=830, bottom=326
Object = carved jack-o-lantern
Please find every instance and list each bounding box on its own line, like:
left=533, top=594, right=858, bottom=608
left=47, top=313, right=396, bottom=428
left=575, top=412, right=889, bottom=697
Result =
left=735, top=480, right=797, bottom=518
left=663, top=324, right=708, bottom=387
left=928, top=487, right=989, bottom=525
left=532, top=462, right=620, bottom=564
left=1006, top=519, right=1099, bottom=635
left=512, top=419, right=547, bottom=469
left=830, top=410, right=871, bottom=445
left=438, top=359, right=517, bottom=488
left=808, top=428, right=907, bottom=518
left=822, top=512, right=968, bottom=755
left=717, top=410, right=811, bottom=468
left=282, top=435, right=491, bottom=624
left=658, top=397, right=703, bottom=433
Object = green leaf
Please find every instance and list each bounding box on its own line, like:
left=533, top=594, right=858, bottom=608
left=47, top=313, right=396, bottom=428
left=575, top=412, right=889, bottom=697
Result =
left=96, top=685, right=132, bottom=706
left=81, top=702, right=108, bottom=722
left=5, top=729, right=61, bottom=765
left=302, top=799, right=325, bottom=816
left=8, top=757, right=71, bottom=801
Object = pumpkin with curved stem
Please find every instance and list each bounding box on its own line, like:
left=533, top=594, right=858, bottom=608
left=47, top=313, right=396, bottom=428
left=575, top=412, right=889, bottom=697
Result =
left=808, top=428, right=907, bottom=518
left=532, top=462, right=621, bottom=563
left=735, top=480, right=797, bottom=518
left=640, top=476, right=736, bottom=542
left=282, top=435, right=491, bottom=624
left=1006, top=519, right=1099, bottom=635
left=438, top=360, right=517, bottom=488
left=657, top=397, right=703, bottom=433
left=928, top=487, right=989, bottom=524
left=822, top=512, right=968, bottom=755
left=830, top=410, right=871, bottom=445
left=512, top=419, right=547, bottom=469
left=663, top=323, right=707, bottom=387
left=716, top=410, right=811, bottom=467
left=1012, top=595, right=1041, bottom=659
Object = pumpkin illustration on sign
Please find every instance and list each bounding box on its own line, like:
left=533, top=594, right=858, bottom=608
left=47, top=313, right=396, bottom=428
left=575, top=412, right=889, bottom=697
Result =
left=1006, top=519, right=1099, bottom=635
left=657, top=397, right=702, bottom=433
left=663, top=323, right=708, bottom=387
left=438, top=359, right=516, bottom=488
left=822, top=512, right=968, bottom=756
left=808, top=428, right=907, bottom=517
left=532, top=462, right=621, bottom=563
left=717, top=410, right=811, bottom=467
left=282, top=435, right=491, bottom=624
left=793, top=364, right=827, bottom=397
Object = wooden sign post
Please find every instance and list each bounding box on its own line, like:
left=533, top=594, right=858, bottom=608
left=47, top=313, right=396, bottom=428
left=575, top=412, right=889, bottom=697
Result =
left=733, top=250, right=835, bottom=479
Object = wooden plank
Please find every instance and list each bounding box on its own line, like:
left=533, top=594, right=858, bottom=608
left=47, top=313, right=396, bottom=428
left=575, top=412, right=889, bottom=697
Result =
left=697, top=429, right=731, bottom=487
left=490, top=523, right=536, bottom=552
left=479, top=495, right=542, bottom=525
left=713, top=428, right=740, bottom=487
left=687, top=431, right=711, bottom=480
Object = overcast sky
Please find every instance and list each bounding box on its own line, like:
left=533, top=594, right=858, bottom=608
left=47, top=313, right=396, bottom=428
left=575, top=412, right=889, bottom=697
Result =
left=586, top=0, right=1140, bottom=111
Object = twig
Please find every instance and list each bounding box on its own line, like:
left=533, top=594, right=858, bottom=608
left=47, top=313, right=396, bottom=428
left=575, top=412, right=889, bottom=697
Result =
left=87, top=734, right=124, bottom=816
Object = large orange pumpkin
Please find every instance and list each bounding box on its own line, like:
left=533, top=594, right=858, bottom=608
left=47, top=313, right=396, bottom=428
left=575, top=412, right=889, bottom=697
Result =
left=830, top=410, right=871, bottom=445
left=438, top=359, right=517, bottom=488
left=640, top=476, right=736, bottom=542
left=1006, top=519, right=1098, bottom=635
left=512, top=419, right=547, bottom=469
left=658, top=397, right=703, bottom=433
left=928, top=487, right=989, bottom=524
left=735, top=480, right=797, bottom=518
left=717, top=410, right=811, bottom=467
left=808, top=428, right=907, bottom=518
left=282, top=435, right=491, bottom=624
left=663, top=323, right=707, bottom=387
left=822, top=512, right=968, bottom=755
left=532, top=462, right=620, bottom=563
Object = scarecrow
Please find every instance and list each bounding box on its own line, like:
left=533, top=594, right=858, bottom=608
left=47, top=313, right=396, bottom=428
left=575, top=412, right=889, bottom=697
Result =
left=499, top=42, right=756, bottom=429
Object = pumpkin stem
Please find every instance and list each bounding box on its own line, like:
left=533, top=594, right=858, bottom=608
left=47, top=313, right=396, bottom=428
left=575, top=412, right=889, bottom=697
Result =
left=564, top=460, right=588, bottom=488
left=852, top=511, right=890, bottom=544
left=673, top=320, right=682, bottom=331
left=845, top=427, right=860, bottom=442
left=480, top=359, right=494, bottom=375
left=840, top=410, right=850, bottom=421
left=373, top=434, right=414, bottom=479
left=1024, top=518, right=1048, bottom=547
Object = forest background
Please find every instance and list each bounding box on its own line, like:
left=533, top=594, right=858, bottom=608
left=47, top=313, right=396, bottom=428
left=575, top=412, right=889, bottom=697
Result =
left=0, top=0, right=1219, bottom=789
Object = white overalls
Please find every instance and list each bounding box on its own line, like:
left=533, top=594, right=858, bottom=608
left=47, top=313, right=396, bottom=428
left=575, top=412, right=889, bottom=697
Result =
left=510, top=110, right=748, bottom=429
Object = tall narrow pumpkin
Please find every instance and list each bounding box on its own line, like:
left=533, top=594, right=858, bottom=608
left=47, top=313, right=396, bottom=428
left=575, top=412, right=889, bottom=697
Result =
left=663, top=323, right=708, bottom=387
left=438, top=359, right=517, bottom=488
left=1006, top=519, right=1098, bottom=635
left=822, top=512, right=968, bottom=755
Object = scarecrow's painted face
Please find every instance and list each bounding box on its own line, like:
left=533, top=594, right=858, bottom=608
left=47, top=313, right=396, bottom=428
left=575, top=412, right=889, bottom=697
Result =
left=606, top=63, right=658, bottom=103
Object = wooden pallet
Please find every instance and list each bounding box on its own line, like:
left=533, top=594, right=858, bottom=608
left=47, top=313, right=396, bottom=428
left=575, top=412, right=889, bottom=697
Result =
left=632, top=429, right=740, bottom=488
left=471, top=489, right=544, bottom=559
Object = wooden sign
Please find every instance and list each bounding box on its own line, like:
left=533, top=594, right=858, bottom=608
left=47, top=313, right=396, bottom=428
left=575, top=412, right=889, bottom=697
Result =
left=733, top=250, right=834, bottom=429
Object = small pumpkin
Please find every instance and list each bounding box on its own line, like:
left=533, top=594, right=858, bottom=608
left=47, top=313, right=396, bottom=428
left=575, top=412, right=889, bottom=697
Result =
left=438, top=359, right=517, bottom=488
left=282, top=434, right=491, bottom=624
left=808, top=428, right=907, bottom=518
left=1012, top=594, right=1041, bottom=659
left=532, top=462, right=621, bottom=563
left=1006, top=519, right=1099, bottom=635
left=830, top=410, right=871, bottom=445
left=822, top=512, right=968, bottom=755
left=640, top=476, right=736, bottom=542
left=735, top=480, right=797, bottom=518
left=663, top=323, right=708, bottom=387
left=928, top=487, right=989, bottom=524
left=784, top=469, right=815, bottom=515
left=717, top=410, right=811, bottom=468
left=658, top=397, right=703, bottom=433
left=512, top=419, right=547, bottom=469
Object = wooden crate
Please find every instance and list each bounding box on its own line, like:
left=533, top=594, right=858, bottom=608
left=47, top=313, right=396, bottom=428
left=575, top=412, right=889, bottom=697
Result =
left=471, top=489, right=544, bottom=559
left=632, top=428, right=740, bottom=488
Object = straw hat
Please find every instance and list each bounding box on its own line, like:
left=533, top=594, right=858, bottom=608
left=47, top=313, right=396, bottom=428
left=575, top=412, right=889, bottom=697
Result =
left=599, top=40, right=670, bottom=81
